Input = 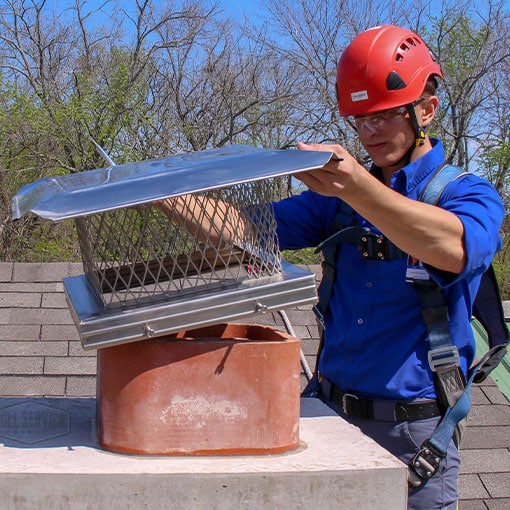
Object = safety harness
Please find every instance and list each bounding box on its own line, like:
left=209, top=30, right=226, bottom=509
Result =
left=304, top=163, right=509, bottom=489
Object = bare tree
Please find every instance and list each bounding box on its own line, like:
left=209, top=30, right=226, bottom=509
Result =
left=153, top=25, right=307, bottom=152
left=254, top=0, right=347, bottom=145
left=421, top=0, right=510, bottom=171
left=0, top=0, right=508, bottom=265
left=0, top=0, right=223, bottom=259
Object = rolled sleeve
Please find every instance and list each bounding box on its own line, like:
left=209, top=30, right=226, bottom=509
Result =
left=426, top=174, right=504, bottom=288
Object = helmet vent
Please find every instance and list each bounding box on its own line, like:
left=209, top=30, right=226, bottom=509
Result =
left=396, top=36, right=422, bottom=61
left=386, top=71, right=407, bottom=91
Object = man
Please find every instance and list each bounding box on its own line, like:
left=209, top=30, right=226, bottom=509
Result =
left=155, top=24, right=504, bottom=509
left=273, top=25, right=504, bottom=509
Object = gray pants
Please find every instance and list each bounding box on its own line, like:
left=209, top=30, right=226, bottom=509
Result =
left=320, top=395, right=459, bottom=510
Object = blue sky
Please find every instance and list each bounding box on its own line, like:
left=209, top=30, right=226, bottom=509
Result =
left=224, top=0, right=259, bottom=18
left=224, top=0, right=275, bottom=22
left=40, top=0, right=265, bottom=35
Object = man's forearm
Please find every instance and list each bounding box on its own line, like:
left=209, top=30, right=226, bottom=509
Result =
left=341, top=171, right=466, bottom=273
left=156, top=195, right=252, bottom=248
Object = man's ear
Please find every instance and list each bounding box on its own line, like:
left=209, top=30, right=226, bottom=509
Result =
left=420, top=96, right=439, bottom=127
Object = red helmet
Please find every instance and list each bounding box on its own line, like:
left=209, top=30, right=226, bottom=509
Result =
left=336, top=25, right=443, bottom=116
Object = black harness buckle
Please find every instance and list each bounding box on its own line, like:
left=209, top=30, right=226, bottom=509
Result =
left=357, top=231, right=406, bottom=260
left=408, top=439, right=445, bottom=488
left=358, top=232, right=388, bottom=260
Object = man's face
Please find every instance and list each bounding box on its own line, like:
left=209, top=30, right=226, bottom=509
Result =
left=353, top=105, right=417, bottom=170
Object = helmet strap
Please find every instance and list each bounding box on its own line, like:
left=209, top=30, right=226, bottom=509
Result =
left=405, top=104, right=426, bottom=147
left=415, top=127, right=427, bottom=147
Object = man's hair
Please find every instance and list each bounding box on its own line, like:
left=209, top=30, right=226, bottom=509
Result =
left=424, top=77, right=439, bottom=96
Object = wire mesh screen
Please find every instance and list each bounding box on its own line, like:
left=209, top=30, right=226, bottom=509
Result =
left=75, top=180, right=281, bottom=310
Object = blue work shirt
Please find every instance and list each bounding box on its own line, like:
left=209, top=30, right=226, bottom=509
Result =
left=273, top=139, right=505, bottom=401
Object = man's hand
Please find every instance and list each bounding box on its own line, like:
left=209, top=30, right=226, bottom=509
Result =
left=294, top=141, right=364, bottom=198
left=294, top=142, right=466, bottom=274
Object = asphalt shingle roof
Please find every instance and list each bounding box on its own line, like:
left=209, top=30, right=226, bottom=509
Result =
left=0, top=262, right=508, bottom=509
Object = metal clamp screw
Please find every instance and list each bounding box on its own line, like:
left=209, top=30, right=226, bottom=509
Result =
left=255, top=302, right=268, bottom=314
left=143, top=324, right=155, bottom=337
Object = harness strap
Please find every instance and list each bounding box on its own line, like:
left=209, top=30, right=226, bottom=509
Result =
left=305, top=217, right=406, bottom=398
left=408, top=346, right=496, bottom=488
left=407, top=163, right=498, bottom=488
left=305, top=163, right=507, bottom=489
left=304, top=203, right=357, bottom=397
left=418, top=164, right=468, bottom=203
left=313, top=224, right=405, bottom=326
left=414, top=280, right=466, bottom=449
left=312, top=205, right=356, bottom=328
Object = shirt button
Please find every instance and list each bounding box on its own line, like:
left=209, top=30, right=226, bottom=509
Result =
left=366, top=282, right=373, bottom=288
left=357, top=318, right=364, bottom=325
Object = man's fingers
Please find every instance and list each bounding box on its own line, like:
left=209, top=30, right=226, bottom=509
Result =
left=297, top=141, right=343, bottom=162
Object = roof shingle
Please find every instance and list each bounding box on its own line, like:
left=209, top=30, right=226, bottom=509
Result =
left=0, top=262, right=508, bottom=508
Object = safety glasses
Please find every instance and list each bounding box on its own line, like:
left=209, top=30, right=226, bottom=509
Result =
left=352, top=106, right=408, bottom=132
left=352, top=97, right=426, bottom=132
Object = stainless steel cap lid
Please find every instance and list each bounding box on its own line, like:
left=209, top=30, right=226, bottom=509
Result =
left=12, top=145, right=333, bottom=221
